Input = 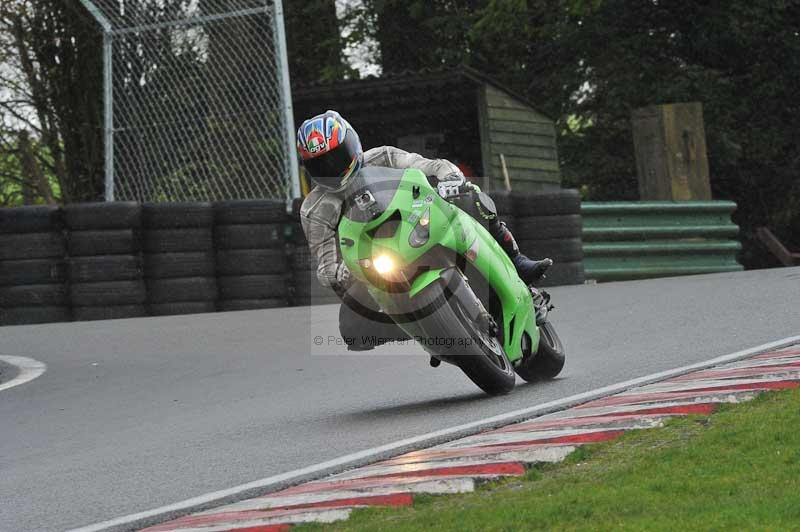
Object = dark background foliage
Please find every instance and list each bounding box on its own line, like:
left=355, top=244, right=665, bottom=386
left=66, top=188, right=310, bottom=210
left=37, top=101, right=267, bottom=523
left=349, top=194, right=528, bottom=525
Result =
left=1, top=0, right=797, bottom=267
left=343, top=0, right=800, bottom=267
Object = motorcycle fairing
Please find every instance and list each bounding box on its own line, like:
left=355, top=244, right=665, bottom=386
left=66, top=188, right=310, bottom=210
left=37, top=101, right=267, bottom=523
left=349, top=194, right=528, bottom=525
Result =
left=338, top=167, right=539, bottom=362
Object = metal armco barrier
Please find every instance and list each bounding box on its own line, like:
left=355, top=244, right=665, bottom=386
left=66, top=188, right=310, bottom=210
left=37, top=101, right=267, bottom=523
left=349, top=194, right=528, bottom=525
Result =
left=581, top=201, right=742, bottom=282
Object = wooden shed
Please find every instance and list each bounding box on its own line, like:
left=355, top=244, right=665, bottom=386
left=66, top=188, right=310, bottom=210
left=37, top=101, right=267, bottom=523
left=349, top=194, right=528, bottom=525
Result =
left=292, top=67, right=561, bottom=192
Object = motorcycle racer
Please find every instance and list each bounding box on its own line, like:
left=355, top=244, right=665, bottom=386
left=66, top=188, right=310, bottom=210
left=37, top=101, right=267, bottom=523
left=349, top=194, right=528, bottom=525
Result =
left=297, top=110, right=552, bottom=296
left=297, top=110, right=552, bottom=351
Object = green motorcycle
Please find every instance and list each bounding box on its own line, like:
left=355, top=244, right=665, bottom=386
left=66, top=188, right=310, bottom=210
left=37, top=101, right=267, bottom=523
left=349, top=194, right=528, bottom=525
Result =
left=338, top=166, right=565, bottom=395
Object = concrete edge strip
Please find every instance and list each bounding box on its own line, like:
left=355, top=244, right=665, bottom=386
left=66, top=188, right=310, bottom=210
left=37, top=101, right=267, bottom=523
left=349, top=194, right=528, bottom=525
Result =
left=0, top=355, right=47, bottom=392
left=69, top=334, right=800, bottom=532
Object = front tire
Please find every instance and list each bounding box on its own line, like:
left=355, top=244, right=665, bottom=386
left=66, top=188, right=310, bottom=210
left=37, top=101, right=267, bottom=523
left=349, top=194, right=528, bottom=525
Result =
left=515, top=321, right=565, bottom=381
left=406, top=279, right=515, bottom=396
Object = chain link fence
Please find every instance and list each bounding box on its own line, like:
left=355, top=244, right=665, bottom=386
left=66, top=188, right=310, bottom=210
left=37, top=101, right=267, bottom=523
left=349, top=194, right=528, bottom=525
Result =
left=80, top=0, right=298, bottom=202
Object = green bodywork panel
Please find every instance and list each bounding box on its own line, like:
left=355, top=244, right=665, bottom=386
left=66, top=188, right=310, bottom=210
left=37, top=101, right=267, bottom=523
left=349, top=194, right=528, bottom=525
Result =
left=338, top=168, right=536, bottom=362
left=409, top=269, right=444, bottom=298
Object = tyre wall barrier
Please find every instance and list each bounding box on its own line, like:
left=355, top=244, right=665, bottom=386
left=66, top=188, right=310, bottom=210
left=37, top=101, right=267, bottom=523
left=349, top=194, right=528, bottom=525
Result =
left=213, top=200, right=290, bottom=311
left=143, top=202, right=217, bottom=316
left=65, top=202, right=147, bottom=321
left=0, top=206, right=69, bottom=325
left=581, top=201, right=743, bottom=282
left=1, top=191, right=586, bottom=325
left=288, top=198, right=339, bottom=306
left=499, top=189, right=585, bottom=287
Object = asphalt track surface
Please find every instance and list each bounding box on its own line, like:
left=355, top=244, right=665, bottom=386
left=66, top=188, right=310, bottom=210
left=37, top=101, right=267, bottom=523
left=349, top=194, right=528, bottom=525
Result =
left=1, top=267, right=798, bottom=532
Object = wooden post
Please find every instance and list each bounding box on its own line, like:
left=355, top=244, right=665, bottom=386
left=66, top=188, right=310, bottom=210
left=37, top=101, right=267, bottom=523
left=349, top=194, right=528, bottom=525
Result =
left=631, top=102, right=712, bottom=200
left=499, top=154, right=512, bottom=191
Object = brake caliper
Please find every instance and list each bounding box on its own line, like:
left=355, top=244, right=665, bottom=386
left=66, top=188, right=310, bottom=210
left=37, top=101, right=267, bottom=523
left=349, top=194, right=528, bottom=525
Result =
left=530, top=287, right=553, bottom=325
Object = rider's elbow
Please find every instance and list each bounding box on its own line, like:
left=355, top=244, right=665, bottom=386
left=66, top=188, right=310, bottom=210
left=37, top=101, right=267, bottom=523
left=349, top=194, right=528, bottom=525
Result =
left=316, top=265, right=337, bottom=288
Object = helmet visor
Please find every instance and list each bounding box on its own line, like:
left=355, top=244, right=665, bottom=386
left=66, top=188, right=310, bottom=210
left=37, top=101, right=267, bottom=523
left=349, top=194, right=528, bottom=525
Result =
left=302, top=133, right=361, bottom=189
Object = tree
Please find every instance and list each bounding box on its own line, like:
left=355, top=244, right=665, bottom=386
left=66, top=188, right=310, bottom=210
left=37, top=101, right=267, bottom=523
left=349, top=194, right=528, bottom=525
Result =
left=467, top=0, right=800, bottom=266
left=0, top=0, right=103, bottom=205
left=284, top=0, right=352, bottom=85
left=342, top=0, right=479, bottom=74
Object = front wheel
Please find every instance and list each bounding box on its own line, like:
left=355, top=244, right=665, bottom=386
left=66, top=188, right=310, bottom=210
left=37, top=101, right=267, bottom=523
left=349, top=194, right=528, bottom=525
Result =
left=404, top=278, right=515, bottom=396
left=450, top=297, right=516, bottom=395
left=515, top=321, right=565, bottom=382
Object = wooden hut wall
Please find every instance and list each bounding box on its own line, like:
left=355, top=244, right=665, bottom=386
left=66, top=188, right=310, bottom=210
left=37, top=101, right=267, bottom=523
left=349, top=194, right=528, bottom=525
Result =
left=481, top=84, right=561, bottom=191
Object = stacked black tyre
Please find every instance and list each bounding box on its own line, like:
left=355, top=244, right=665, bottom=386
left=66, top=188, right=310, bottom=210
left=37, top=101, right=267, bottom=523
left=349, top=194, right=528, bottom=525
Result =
left=143, top=203, right=217, bottom=316
left=288, top=199, right=339, bottom=306
left=213, top=200, right=290, bottom=311
left=0, top=206, right=70, bottom=325
left=64, top=202, right=147, bottom=321
left=290, top=247, right=340, bottom=306
left=512, top=189, right=585, bottom=287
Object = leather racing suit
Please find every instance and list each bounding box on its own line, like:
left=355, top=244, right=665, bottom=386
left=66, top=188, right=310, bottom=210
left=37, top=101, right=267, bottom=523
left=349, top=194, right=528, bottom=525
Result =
left=300, top=146, right=469, bottom=292
left=300, top=146, right=537, bottom=350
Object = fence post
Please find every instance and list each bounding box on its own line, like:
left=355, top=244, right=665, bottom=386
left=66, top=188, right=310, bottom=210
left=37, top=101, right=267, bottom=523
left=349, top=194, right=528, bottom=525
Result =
left=272, top=0, right=300, bottom=202
left=103, top=33, right=114, bottom=201
left=79, top=0, right=114, bottom=201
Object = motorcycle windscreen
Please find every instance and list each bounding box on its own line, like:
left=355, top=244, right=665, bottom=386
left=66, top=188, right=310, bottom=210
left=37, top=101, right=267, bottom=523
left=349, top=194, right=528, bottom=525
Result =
left=343, top=166, right=406, bottom=223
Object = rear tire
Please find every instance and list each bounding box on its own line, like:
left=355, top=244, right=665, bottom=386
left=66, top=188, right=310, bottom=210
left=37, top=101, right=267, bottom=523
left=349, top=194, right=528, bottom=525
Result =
left=515, top=321, right=565, bottom=381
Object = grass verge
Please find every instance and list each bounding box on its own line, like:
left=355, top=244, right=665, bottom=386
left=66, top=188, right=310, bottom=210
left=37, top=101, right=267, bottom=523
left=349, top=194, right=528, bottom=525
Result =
left=301, top=388, right=800, bottom=531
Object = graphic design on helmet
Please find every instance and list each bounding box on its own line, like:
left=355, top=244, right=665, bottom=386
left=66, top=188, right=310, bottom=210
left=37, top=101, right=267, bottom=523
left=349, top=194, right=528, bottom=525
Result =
left=301, top=118, right=326, bottom=156
left=297, top=110, right=363, bottom=191
left=325, top=115, right=346, bottom=149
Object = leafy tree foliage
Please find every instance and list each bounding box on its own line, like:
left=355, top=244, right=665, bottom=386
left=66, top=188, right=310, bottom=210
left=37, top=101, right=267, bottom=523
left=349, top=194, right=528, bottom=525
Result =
left=354, top=0, right=477, bottom=73
left=285, top=0, right=353, bottom=84
left=1, top=0, right=796, bottom=267
left=348, top=0, right=800, bottom=266
left=535, top=0, right=800, bottom=266
left=0, top=0, right=351, bottom=205
left=0, top=0, right=102, bottom=205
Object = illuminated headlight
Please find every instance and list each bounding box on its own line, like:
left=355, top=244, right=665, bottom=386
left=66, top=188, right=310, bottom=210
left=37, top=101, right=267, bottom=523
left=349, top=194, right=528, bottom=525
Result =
left=373, top=254, right=395, bottom=275
left=408, top=208, right=430, bottom=248
left=419, top=209, right=430, bottom=227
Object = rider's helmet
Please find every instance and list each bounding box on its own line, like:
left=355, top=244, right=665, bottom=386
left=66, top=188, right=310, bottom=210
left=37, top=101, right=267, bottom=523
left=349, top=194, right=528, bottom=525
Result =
left=297, top=110, right=363, bottom=192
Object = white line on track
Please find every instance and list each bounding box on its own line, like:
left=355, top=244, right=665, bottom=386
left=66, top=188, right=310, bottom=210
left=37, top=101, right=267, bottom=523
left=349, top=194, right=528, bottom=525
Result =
left=69, top=334, right=800, bottom=532
left=0, top=355, right=46, bottom=392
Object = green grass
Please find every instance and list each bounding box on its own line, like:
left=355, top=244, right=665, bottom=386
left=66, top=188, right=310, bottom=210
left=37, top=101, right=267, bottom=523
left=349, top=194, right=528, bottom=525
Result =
left=301, top=388, right=800, bottom=531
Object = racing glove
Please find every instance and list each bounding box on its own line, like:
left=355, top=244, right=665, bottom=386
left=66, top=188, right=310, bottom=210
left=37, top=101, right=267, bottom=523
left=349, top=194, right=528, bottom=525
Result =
left=436, top=173, right=467, bottom=199
left=334, top=261, right=353, bottom=292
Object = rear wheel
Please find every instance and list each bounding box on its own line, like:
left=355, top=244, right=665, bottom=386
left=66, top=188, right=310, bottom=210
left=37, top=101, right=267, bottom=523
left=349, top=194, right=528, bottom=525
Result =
left=515, top=321, right=565, bottom=381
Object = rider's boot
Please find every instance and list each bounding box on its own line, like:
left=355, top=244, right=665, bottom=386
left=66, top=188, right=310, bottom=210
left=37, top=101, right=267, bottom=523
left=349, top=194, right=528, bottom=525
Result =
left=490, top=220, right=552, bottom=284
